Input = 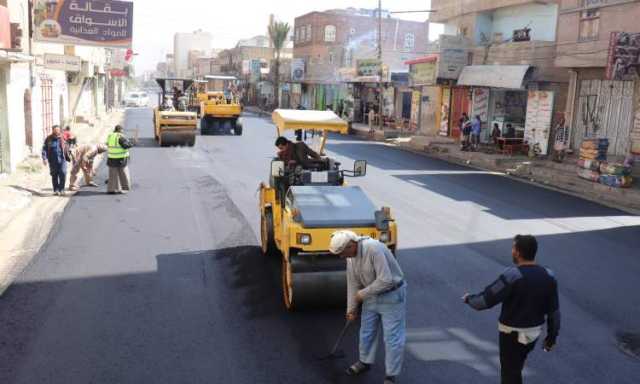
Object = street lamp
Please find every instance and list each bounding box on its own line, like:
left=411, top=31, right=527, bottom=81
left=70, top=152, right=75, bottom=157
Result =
left=375, top=2, right=435, bottom=132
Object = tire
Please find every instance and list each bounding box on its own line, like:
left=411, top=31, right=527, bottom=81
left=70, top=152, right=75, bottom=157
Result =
left=282, top=252, right=295, bottom=310
left=187, top=134, right=195, bottom=147
left=234, top=121, right=243, bottom=136
left=260, top=209, right=277, bottom=257
left=201, top=117, right=209, bottom=135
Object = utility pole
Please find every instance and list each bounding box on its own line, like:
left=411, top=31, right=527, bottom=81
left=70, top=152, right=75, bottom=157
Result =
left=377, top=0, right=383, bottom=133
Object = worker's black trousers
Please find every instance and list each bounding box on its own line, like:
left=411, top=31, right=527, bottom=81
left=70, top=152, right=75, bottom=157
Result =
left=499, top=331, right=537, bottom=384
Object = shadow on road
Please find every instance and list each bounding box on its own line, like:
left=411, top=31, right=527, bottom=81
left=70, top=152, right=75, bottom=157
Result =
left=393, top=172, right=629, bottom=220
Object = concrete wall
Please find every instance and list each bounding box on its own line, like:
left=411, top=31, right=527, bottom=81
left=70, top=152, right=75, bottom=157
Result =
left=555, top=0, right=640, bottom=68
left=493, top=3, right=558, bottom=41
left=431, top=0, right=555, bottom=23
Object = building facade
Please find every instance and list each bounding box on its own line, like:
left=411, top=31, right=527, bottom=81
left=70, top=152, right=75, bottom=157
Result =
left=431, top=0, right=568, bottom=154
left=0, top=0, right=121, bottom=174
left=173, top=30, right=212, bottom=78
left=556, top=0, right=640, bottom=156
left=293, top=8, right=429, bottom=127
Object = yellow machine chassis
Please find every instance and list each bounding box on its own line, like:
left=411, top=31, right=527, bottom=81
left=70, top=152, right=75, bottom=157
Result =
left=259, top=184, right=397, bottom=310
left=154, top=109, right=197, bottom=146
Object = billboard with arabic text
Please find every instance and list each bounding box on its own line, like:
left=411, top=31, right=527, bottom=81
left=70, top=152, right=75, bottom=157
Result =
left=33, top=0, right=133, bottom=48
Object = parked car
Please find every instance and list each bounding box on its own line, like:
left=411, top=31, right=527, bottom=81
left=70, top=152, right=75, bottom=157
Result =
left=124, top=91, right=149, bottom=108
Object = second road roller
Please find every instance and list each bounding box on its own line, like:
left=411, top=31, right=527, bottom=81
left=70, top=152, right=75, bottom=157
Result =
left=259, top=109, right=398, bottom=310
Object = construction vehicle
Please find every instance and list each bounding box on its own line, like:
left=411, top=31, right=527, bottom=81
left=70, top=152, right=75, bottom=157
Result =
left=259, top=109, right=398, bottom=310
left=199, top=75, right=243, bottom=136
left=153, top=78, right=198, bottom=147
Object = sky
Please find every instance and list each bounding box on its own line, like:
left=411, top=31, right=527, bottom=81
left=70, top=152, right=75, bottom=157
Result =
left=131, top=0, right=442, bottom=73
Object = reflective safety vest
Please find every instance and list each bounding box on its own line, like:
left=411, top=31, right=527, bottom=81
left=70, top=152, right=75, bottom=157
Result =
left=107, top=132, right=129, bottom=159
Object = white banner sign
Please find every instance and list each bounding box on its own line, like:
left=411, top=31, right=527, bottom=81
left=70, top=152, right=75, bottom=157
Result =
left=43, top=53, right=82, bottom=72
left=524, top=90, right=555, bottom=155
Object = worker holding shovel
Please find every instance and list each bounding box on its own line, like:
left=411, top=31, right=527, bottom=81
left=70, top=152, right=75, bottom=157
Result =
left=329, top=231, right=407, bottom=384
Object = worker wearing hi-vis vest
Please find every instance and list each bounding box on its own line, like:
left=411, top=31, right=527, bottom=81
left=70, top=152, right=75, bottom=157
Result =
left=106, top=125, right=134, bottom=194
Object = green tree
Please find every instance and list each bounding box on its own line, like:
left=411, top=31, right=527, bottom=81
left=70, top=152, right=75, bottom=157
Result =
left=268, top=21, right=291, bottom=109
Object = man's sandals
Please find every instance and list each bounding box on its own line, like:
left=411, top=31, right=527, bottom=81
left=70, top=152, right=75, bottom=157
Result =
left=345, top=361, right=370, bottom=376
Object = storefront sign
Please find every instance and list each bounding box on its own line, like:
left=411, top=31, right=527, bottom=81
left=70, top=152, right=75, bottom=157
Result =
left=439, top=87, right=451, bottom=136
left=606, top=31, right=640, bottom=80
left=357, top=59, right=381, bottom=77
left=524, top=90, right=555, bottom=155
left=410, top=62, right=437, bottom=86
left=338, top=67, right=357, bottom=82
left=437, top=35, right=469, bottom=80
left=33, top=0, right=133, bottom=48
left=291, top=58, right=305, bottom=81
left=472, top=88, right=489, bottom=123
left=43, top=53, right=82, bottom=72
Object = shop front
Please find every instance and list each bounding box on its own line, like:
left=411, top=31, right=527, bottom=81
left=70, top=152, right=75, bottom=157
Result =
left=457, top=64, right=558, bottom=155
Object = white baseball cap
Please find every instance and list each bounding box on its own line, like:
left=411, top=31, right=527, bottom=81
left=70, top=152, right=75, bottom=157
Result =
left=329, top=230, right=360, bottom=254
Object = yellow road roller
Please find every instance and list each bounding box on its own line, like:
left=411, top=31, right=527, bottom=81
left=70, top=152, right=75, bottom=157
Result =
left=153, top=78, right=198, bottom=147
left=259, top=109, right=398, bottom=310
left=200, top=75, right=243, bottom=135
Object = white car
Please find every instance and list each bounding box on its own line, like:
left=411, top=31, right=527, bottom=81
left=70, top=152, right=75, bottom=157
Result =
left=124, top=91, right=149, bottom=108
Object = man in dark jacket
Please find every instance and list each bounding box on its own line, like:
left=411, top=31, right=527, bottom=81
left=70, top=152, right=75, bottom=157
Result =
left=275, top=136, right=321, bottom=168
left=42, top=125, right=69, bottom=196
left=463, top=234, right=560, bottom=384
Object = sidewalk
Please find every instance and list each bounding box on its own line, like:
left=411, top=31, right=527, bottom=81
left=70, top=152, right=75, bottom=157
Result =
left=0, top=110, right=124, bottom=294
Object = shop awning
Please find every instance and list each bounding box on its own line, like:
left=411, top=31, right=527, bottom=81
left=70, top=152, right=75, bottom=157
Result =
left=457, top=65, right=531, bottom=89
left=0, top=50, right=34, bottom=63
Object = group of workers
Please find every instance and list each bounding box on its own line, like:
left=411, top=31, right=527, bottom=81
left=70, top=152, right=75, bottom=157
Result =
left=41, top=124, right=133, bottom=196
left=329, top=231, right=560, bottom=384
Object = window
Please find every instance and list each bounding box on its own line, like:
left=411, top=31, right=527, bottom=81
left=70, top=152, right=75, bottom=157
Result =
left=306, top=25, right=312, bottom=41
left=329, top=52, right=335, bottom=64
left=579, top=9, right=600, bottom=41
left=300, top=26, right=306, bottom=42
left=344, top=49, right=353, bottom=67
left=404, top=33, right=415, bottom=50
left=295, top=28, right=299, bottom=42
left=324, top=25, right=337, bottom=42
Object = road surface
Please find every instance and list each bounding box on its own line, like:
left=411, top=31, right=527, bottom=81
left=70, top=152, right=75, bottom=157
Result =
left=1, top=107, right=639, bottom=383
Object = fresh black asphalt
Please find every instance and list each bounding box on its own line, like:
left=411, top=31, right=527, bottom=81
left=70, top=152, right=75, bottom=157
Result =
left=1, top=108, right=639, bottom=383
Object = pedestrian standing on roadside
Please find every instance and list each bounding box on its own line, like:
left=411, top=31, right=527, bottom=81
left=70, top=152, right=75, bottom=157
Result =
left=69, top=143, right=107, bottom=191
left=329, top=230, right=406, bottom=384
left=471, top=114, right=482, bottom=151
left=42, top=125, right=70, bottom=196
left=460, top=113, right=471, bottom=150
left=463, top=234, right=561, bottom=384
left=106, top=125, right=133, bottom=194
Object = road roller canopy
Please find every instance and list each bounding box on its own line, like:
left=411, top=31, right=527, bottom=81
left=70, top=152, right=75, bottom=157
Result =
left=272, top=109, right=348, bottom=136
left=287, top=186, right=377, bottom=228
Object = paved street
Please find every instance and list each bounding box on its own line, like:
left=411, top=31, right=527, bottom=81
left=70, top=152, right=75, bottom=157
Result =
left=1, top=108, right=640, bottom=383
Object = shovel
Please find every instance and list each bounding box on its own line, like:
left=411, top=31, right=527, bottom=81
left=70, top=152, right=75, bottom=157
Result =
left=315, top=319, right=353, bottom=361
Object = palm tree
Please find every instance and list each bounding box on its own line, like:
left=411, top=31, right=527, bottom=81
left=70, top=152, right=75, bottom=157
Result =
left=268, top=20, right=291, bottom=109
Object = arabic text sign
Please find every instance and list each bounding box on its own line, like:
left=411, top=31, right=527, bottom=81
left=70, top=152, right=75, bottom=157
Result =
left=44, top=53, right=82, bottom=72
left=33, top=0, right=133, bottom=48
left=410, top=62, right=437, bottom=86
